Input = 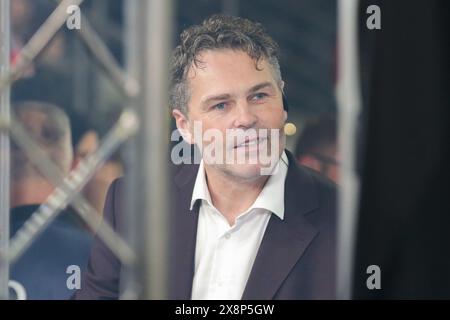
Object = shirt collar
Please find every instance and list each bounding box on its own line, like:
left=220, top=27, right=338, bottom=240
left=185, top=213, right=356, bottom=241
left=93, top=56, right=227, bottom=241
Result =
left=190, top=159, right=213, bottom=209
left=190, top=151, right=289, bottom=220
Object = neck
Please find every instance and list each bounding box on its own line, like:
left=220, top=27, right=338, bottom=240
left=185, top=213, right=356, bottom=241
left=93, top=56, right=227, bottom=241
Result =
left=204, top=165, right=269, bottom=226
left=11, top=180, right=55, bottom=208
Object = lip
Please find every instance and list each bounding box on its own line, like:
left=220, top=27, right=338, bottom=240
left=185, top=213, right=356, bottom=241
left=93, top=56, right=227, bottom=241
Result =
left=234, top=137, right=268, bottom=150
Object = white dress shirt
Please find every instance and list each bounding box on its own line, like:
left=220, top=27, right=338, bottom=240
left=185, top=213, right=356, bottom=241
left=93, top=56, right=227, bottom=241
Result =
left=190, top=152, right=289, bottom=300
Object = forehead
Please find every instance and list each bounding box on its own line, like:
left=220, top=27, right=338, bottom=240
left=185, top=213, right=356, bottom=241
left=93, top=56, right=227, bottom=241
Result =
left=186, top=49, right=276, bottom=93
left=18, top=109, right=47, bottom=128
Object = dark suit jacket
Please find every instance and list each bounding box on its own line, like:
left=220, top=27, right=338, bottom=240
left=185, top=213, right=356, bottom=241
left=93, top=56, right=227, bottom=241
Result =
left=75, top=150, right=336, bottom=299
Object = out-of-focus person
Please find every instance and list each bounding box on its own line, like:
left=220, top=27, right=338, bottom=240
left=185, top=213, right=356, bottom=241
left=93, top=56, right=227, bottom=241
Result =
left=9, top=101, right=93, bottom=300
left=12, top=72, right=124, bottom=221
left=294, top=115, right=339, bottom=184
left=69, top=112, right=124, bottom=218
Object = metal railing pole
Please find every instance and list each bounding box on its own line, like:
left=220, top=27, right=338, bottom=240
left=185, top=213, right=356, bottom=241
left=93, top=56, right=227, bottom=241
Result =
left=336, top=0, right=362, bottom=300
left=124, top=0, right=173, bottom=299
left=0, top=0, right=10, bottom=300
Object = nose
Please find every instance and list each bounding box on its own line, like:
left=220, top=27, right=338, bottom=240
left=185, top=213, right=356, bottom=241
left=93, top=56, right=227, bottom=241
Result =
left=232, top=101, right=257, bottom=128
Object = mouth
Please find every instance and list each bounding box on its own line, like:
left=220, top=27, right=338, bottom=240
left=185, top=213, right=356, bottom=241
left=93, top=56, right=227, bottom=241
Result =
left=234, top=137, right=268, bottom=149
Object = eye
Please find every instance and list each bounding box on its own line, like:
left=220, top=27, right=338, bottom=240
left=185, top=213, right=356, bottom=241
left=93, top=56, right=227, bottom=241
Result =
left=250, top=92, right=269, bottom=102
left=212, top=102, right=227, bottom=110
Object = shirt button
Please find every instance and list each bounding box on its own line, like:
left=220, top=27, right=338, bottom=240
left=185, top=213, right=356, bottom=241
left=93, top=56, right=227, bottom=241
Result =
left=224, top=233, right=231, bottom=239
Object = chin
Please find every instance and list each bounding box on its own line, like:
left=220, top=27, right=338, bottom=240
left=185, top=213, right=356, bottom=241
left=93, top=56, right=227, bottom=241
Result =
left=220, top=163, right=268, bottom=181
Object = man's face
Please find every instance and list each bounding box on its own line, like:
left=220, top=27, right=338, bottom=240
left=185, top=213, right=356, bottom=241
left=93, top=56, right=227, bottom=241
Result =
left=173, top=49, right=286, bottom=181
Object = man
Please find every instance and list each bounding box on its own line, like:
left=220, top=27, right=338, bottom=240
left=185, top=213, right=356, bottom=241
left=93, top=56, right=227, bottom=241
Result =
left=295, top=115, right=340, bottom=183
left=76, top=15, right=336, bottom=300
left=10, top=101, right=93, bottom=299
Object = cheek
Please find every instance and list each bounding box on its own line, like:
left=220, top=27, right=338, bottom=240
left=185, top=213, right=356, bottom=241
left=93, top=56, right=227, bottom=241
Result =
left=201, top=118, right=226, bottom=134
left=261, top=108, right=285, bottom=129
left=195, top=120, right=227, bottom=147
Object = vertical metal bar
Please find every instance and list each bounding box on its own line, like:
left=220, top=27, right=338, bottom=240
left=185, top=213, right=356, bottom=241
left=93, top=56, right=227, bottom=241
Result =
left=72, top=37, right=90, bottom=114
left=0, top=0, right=10, bottom=300
left=336, top=0, right=362, bottom=300
left=124, top=0, right=173, bottom=299
left=120, top=1, right=139, bottom=299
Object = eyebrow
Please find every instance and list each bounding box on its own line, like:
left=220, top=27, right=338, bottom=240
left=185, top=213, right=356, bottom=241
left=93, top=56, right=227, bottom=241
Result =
left=201, top=82, right=276, bottom=107
left=201, top=94, right=232, bottom=107
left=247, top=82, right=275, bottom=94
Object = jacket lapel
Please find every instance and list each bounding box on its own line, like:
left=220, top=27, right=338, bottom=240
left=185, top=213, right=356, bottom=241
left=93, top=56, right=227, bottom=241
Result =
left=169, top=163, right=200, bottom=299
left=242, top=150, right=320, bottom=299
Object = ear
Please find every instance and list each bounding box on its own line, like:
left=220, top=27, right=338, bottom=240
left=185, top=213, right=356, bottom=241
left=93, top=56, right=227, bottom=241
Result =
left=172, top=109, right=194, bottom=144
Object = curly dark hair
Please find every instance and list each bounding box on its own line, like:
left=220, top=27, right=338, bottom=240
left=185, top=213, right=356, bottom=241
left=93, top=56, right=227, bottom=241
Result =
left=170, top=14, right=283, bottom=114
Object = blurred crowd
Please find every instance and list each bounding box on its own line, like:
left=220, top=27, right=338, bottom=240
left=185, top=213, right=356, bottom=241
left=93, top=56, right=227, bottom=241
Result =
left=8, top=0, right=123, bottom=299
left=10, top=0, right=124, bottom=216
